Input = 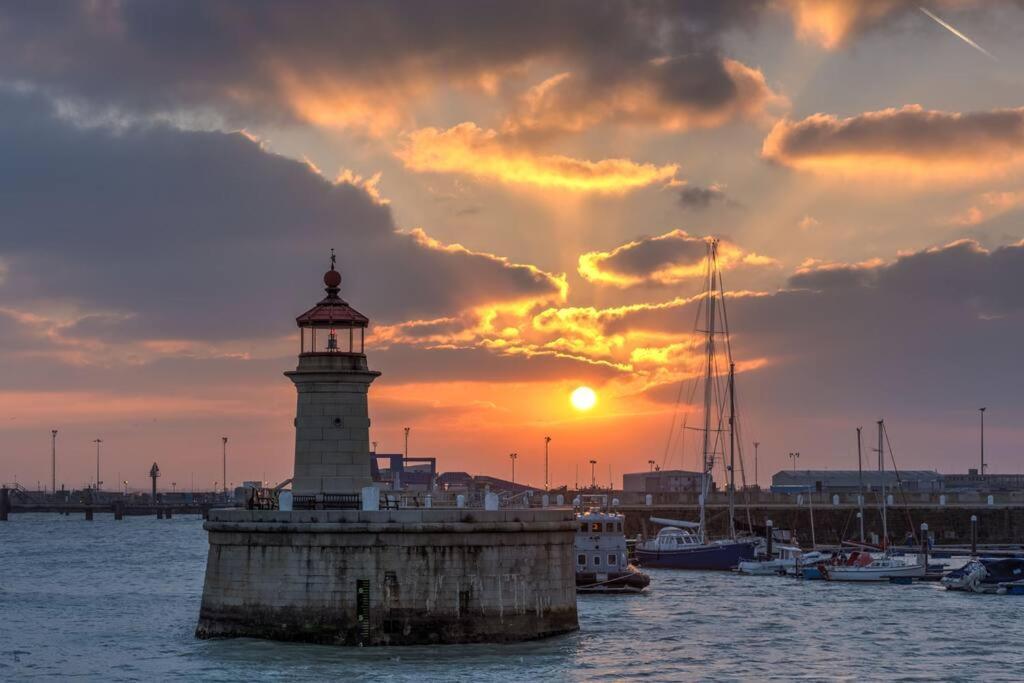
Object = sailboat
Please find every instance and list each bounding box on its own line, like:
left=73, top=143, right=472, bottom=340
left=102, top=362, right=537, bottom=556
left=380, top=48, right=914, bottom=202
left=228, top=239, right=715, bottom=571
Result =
left=821, top=420, right=925, bottom=582
left=635, top=239, right=759, bottom=570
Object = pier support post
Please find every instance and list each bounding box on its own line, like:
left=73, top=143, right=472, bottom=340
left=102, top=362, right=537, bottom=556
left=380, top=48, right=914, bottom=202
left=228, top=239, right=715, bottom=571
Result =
left=0, top=488, right=9, bottom=521
left=157, top=507, right=164, bottom=519
left=166, top=508, right=173, bottom=519
left=85, top=507, right=93, bottom=521
left=766, top=518, right=773, bottom=558
left=114, top=502, right=124, bottom=521
left=970, top=514, right=978, bottom=557
left=920, top=522, right=929, bottom=570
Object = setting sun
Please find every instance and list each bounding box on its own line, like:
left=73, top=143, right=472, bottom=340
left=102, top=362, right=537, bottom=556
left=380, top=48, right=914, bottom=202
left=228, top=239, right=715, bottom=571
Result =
left=570, top=385, right=597, bottom=411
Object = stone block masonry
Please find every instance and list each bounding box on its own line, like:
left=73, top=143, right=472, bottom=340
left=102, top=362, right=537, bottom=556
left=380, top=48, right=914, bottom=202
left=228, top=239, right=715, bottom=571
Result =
left=285, top=352, right=379, bottom=495
left=195, top=508, right=579, bottom=645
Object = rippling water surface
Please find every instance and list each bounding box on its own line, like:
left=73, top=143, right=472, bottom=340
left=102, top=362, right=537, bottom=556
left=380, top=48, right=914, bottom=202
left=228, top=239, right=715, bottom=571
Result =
left=2, top=514, right=1022, bottom=681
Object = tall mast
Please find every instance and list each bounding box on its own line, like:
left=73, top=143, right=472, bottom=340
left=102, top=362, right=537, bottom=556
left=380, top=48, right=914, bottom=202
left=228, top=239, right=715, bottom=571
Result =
left=856, top=427, right=865, bottom=544
left=728, top=362, right=736, bottom=540
left=698, top=240, right=716, bottom=543
left=878, top=419, right=887, bottom=549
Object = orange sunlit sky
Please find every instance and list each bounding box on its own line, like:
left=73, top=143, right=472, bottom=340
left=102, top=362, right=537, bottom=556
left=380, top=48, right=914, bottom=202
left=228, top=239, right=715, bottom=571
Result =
left=2, top=2, right=1024, bottom=492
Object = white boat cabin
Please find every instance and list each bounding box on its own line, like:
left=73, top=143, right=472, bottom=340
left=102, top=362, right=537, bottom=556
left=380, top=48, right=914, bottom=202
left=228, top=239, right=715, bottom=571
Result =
left=575, top=509, right=629, bottom=573
left=643, top=526, right=704, bottom=551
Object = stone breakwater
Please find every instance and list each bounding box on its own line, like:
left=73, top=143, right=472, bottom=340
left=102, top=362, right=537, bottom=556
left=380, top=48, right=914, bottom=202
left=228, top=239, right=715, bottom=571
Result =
left=195, top=508, right=579, bottom=646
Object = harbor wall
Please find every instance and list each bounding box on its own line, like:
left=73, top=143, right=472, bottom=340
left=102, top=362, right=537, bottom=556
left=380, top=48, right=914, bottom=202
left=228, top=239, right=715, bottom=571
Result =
left=195, top=508, right=579, bottom=645
left=622, top=504, right=1024, bottom=545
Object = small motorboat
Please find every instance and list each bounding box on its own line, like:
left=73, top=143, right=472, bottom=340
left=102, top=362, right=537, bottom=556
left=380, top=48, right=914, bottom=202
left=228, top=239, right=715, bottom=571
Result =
left=819, top=551, right=926, bottom=582
left=575, top=508, right=650, bottom=593
left=737, top=545, right=823, bottom=576
left=941, top=557, right=1024, bottom=594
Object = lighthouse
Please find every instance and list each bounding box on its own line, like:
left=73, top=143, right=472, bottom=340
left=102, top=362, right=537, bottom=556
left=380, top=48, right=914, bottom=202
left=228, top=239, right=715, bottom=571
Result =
left=287, top=250, right=379, bottom=496
left=196, top=252, right=578, bottom=646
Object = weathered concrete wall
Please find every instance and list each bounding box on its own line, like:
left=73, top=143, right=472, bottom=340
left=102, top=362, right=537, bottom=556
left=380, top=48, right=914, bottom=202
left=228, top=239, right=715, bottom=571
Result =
left=285, top=353, right=379, bottom=495
left=196, top=508, right=579, bottom=645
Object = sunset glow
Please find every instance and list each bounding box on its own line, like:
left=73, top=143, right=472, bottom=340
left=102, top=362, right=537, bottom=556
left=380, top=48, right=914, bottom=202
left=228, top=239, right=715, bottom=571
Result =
left=0, top=1, right=1021, bottom=494
left=570, top=386, right=597, bottom=412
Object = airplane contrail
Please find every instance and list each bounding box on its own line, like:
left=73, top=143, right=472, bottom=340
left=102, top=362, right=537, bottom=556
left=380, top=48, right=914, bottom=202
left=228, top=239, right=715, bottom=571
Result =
left=919, top=6, right=998, bottom=61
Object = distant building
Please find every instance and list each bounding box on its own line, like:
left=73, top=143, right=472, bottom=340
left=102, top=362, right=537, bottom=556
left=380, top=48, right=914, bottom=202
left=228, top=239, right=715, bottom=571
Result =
left=945, top=469, right=1024, bottom=493
left=771, top=469, right=942, bottom=494
left=372, top=454, right=437, bottom=491
left=623, top=470, right=709, bottom=494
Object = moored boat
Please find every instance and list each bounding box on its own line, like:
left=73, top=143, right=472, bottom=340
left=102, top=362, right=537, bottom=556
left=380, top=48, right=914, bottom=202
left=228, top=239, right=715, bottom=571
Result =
left=637, top=525, right=758, bottom=570
left=820, top=554, right=926, bottom=582
left=941, top=557, right=1024, bottom=594
left=634, top=239, right=761, bottom=572
left=575, top=508, right=650, bottom=593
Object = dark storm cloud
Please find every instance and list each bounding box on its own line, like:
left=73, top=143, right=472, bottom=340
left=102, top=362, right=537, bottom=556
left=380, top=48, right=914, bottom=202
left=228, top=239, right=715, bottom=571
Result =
left=762, top=105, right=1024, bottom=175
left=678, top=184, right=728, bottom=210
left=0, top=92, right=563, bottom=341
left=578, top=230, right=773, bottom=287
left=0, top=1, right=769, bottom=130
left=613, top=239, right=1024, bottom=416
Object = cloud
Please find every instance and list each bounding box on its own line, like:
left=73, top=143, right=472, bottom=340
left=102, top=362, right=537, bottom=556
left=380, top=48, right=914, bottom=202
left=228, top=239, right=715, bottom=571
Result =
left=397, top=122, right=678, bottom=193
left=678, top=184, right=730, bottom=210
left=578, top=230, right=779, bottom=287
left=501, top=56, right=782, bottom=136
left=0, top=2, right=773, bottom=135
left=0, top=92, right=565, bottom=349
left=762, top=105, right=1024, bottom=180
left=951, top=189, right=1024, bottom=225
left=775, top=0, right=992, bottom=49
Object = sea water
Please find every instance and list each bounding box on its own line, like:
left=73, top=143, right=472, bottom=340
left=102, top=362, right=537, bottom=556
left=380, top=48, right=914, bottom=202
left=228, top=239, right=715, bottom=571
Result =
left=2, top=514, right=1022, bottom=681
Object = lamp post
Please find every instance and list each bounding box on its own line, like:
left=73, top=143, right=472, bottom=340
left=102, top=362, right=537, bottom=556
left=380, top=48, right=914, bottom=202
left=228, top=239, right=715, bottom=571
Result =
left=372, top=441, right=378, bottom=454
left=51, top=430, right=58, bottom=494
left=222, top=437, right=228, bottom=495
left=589, top=459, right=597, bottom=488
left=648, top=459, right=655, bottom=472
left=404, top=427, right=410, bottom=458
left=93, top=438, right=103, bottom=491
left=509, top=452, right=518, bottom=484
left=788, top=451, right=800, bottom=474
left=979, top=407, right=986, bottom=475
left=544, top=436, right=551, bottom=491
left=753, top=441, right=760, bottom=488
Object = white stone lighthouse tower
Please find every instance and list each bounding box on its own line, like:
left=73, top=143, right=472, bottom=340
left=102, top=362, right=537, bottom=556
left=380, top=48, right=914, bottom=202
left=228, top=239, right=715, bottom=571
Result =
left=287, top=251, right=379, bottom=496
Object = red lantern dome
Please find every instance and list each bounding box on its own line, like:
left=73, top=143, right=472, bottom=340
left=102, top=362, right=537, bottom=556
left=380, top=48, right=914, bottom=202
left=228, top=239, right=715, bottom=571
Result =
left=295, top=249, right=368, bottom=355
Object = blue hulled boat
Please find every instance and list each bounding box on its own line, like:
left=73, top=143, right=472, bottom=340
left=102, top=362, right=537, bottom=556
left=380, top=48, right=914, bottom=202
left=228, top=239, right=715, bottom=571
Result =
left=634, top=239, right=761, bottom=571
left=636, top=526, right=758, bottom=570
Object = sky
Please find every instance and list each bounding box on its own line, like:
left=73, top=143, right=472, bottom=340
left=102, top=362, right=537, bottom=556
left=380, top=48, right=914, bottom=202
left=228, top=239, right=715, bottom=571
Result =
left=2, top=1, right=1024, bottom=492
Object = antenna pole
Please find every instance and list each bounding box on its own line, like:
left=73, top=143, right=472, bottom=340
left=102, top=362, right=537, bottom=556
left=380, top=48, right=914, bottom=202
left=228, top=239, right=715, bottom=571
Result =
left=878, top=420, right=887, bottom=550
left=728, top=362, right=736, bottom=540
left=856, top=427, right=865, bottom=544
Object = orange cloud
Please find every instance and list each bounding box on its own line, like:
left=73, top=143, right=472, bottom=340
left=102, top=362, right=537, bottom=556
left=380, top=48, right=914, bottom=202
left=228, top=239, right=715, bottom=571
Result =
left=776, top=0, right=979, bottom=49
left=396, top=122, right=678, bottom=193
left=502, top=58, right=783, bottom=136
left=951, top=189, right=1024, bottom=225
left=762, top=105, right=1024, bottom=181
left=578, top=230, right=778, bottom=287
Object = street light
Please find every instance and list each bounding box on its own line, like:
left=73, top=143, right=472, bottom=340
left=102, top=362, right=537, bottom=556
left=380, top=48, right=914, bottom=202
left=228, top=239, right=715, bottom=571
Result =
left=509, top=452, right=518, bottom=484
left=648, top=459, right=655, bottom=472
left=404, top=427, right=411, bottom=458
left=979, top=407, right=986, bottom=475
left=788, top=451, right=800, bottom=474
left=589, top=459, right=597, bottom=488
left=222, top=437, right=229, bottom=495
left=93, top=438, right=103, bottom=491
left=51, top=429, right=58, bottom=495
left=753, top=441, right=760, bottom=488
left=544, top=436, right=551, bottom=491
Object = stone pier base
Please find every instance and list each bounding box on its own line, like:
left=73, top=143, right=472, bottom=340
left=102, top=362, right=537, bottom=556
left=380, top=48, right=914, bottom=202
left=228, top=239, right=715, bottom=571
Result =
left=195, top=508, right=579, bottom=645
